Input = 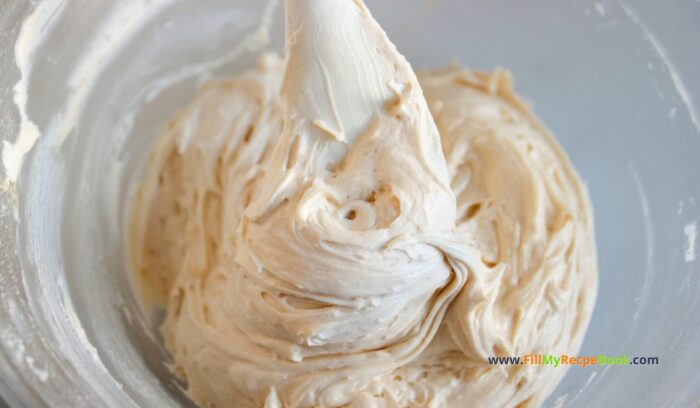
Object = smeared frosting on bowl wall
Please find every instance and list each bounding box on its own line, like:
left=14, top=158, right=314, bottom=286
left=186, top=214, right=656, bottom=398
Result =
left=130, top=0, right=597, bottom=406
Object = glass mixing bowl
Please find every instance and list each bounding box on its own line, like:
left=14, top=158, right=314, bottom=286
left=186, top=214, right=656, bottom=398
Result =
left=1, top=0, right=699, bottom=406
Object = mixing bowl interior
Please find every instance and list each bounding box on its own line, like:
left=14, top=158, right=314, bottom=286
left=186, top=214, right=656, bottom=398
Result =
left=1, top=1, right=699, bottom=407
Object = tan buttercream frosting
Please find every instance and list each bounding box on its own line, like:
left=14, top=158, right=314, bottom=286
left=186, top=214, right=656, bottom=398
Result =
left=129, top=0, right=597, bottom=406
